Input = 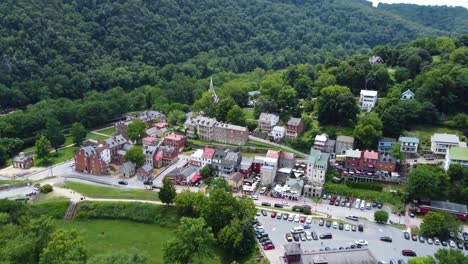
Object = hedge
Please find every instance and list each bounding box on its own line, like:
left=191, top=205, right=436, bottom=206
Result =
left=74, top=201, right=178, bottom=227
left=345, top=181, right=383, bottom=191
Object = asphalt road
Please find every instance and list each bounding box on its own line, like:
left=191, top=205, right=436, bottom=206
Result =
left=257, top=211, right=467, bottom=264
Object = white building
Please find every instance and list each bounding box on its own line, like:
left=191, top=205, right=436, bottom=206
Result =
left=444, top=147, right=468, bottom=171
left=270, top=126, right=286, bottom=140
left=401, top=89, right=415, bottom=101
left=359, top=90, right=378, bottom=110
left=398, top=136, right=419, bottom=154
left=258, top=113, right=280, bottom=132
left=313, top=133, right=328, bottom=152
left=260, top=155, right=278, bottom=186
left=306, top=149, right=330, bottom=185
left=431, top=133, right=461, bottom=155
left=190, top=149, right=204, bottom=167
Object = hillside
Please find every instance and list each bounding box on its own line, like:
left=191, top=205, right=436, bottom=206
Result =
left=378, top=3, right=468, bottom=36
left=0, top=0, right=466, bottom=109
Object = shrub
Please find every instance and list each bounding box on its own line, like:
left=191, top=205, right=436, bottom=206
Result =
left=345, top=181, right=383, bottom=191
left=292, top=205, right=302, bottom=212
left=40, top=184, right=53, bottom=193
left=31, top=200, right=70, bottom=219
left=75, top=201, right=178, bottom=227
left=374, top=210, right=389, bottom=224
left=302, top=207, right=311, bottom=215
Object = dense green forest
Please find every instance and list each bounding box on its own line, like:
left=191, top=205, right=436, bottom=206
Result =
left=378, top=3, right=468, bottom=36
left=1, top=0, right=468, bottom=110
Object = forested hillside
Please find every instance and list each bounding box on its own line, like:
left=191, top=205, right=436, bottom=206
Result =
left=1, top=0, right=467, bottom=109
left=378, top=3, right=468, bottom=36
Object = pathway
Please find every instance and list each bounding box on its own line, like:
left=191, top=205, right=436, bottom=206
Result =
left=249, top=135, right=309, bottom=159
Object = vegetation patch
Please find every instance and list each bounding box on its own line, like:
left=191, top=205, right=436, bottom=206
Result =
left=64, top=181, right=158, bottom=200
left=31, top=198, right=70, bottom=219
left=96, top=127, right=116, bottom=136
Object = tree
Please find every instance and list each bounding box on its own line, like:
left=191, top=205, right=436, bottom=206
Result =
left=434, top=248, right=468, bottom=263
left=45, top=118, right=65, bottom=152
left=406, top=165, right=449, bottom=199
left=421, top=211, right=461, bottom=239
left=199, top=165, right=215, bottom=185
left=215, top=97, right=236, bottom=122
left=353, top=112, right=383, bottom=149
left=127, top=119, right=146, bottom=144
left=447, top=164, right=466, bottom=183
left=374, top=210, right=389, bottom=224
left=40, top=184, right=53, bottom=193
left=39, top=229, right=87, bottom=264
left=317, top=85, right=359, bottom=125
left=407, top=256, right=436, bottom=264
left=71, top=122, right=87, bottom=146
left=226, top=105, right=246, bottom=126
left=209, top=177, right=231, bottom=192
left=390, top=142, right=405, bottom=162
left=35, top=135, right=51, bottom=161
left=218, top=218, right=256, bottom=257
left=0, top=145, right=8, bottom=167
left=167, top=110, right=186, bottom=126
left=124, top=146, right=145, bottom=167
left=163, top=217, right=215, bottom=264
left=174, top=190, right=207, bottom=217
left=159, top=177, right=176, bottom=205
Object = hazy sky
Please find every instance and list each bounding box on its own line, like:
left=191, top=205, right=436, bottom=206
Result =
left=369, top=0, right=468, bottom=8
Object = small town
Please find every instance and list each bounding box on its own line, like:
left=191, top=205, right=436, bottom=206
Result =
left=0, top=1, right=468, bottom=264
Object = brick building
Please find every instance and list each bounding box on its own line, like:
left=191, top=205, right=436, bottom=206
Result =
left=286, top=117, right=304, bottom=140
left=213, top=123, right=249, bottom=145
left=75, top=146, right=109, bottom=175
left=164, top=134, right=187, bottom=151
left=12, top=152, right=34, bottom=169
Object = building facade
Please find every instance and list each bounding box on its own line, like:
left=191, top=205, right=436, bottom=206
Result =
left=258, top=112, right=279, bottom=132
left=431, top=133, right=461, bottom=155
left=359, top=90, right=378, bottom=110
left=378, top=137, right=396, bottom=155
left=286, top=117, right=304, bottom=140
left=444, top=147, right=468, bottom=171
left=12, top=152, right=34, bottom=169
left=399, top=136, right=419, bottom=153
left=335, top=136, right=355, bottom=155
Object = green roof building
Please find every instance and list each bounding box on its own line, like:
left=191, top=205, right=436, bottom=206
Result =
left=444, top=147, right=468, bottom=171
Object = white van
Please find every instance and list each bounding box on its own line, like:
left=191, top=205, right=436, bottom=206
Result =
left=291, top=226, right=304, bottom=234
left=294, top=214, right=300, bottom=222
left=355, top=199, right=361, bottom=209
left=332, top=221, right=338, bottom=229
left=366, top=203, right=372, bottom=210
left=288, top=214, right=295, bottom=221
left=360, top=200, right=366, bottom=210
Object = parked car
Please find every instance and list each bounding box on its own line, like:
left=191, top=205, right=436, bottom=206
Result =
left=464, top=242, right=468, bottom=250
left=427, top=238, right=433, bottom=245
left=319, top=233, right=332, bottom=239
left=283, top=213, right=289, bottom=220
left=372, top=202, right=378, bottom=207
left=319, top=218, right=324, bottom=226
left=288, top=214, right=294, bottom=221
left=285, top=233, right=293, bottom=242
left=344, top=224, right=350, bottom=231
left=261, top=239, right=272, bottom=246
left=292, top=233, right=300, bottom=241
left=300, top=233, right=307, bottom=241
left=326, top=221, right=332, bottom=228
left=402, top=249, right=417, bottom=257
left=355, top=240, right=368, bottom=246
left=261, top=202, right=271, bottom=206
left=263, top=244, right=275, bottom=250
left=294, top=214, right=300, bottom=222
left=411, top=234, right=418, bottom=241
left=358, top=224, right=364, bottom=232
left=251, top=195, right=259, bottom=200
left=306, top=216, right=312, bottom=224
left=377, top=203, right=383, bottom=209
left=380, top=236, right=393, bottom=243
left=118, top=180, right=128, bottom=185
left=418, top=236, right=425, bottom=243
left=351, top=225, right=357, bottom=232
left=300, top=216, right=306, bottom=223
left=456, top=242, right=463, bottom=250
left=303, top=224, right=311, bottom=230
left=261, top=210, right=267, bottom=216
left=404, top=232, right=410, bottom=240
left=441, top=240, right=448, bottom=247
left=338, top=223, right=344, bottom=230
left=346, top=215, right=358, bottom=221
left=260, top=187, right=267, bottom=194
left=143, top=180, right=153, bottom=185
left=433, top=237, right=440, bottom=245
left=271, top=211, right=277, bottom=218
left=305, top=231, right=313, bottom=241
left=312, top=231, right=318, bottom=240
left=332, top=221, right=338, bottom=229
left=463, top=232, right=468, bottom=241
left=274, top=203, right=283, bottom=208
left=302, top=204, right=311, bottom=209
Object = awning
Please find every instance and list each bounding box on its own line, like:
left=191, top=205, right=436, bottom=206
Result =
left=191, top=174, right=201, bottom=183
left=368, top=164, right=374, bottom=168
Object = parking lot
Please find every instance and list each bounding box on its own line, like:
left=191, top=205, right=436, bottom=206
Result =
left=255, top=210, right=467, bottom=264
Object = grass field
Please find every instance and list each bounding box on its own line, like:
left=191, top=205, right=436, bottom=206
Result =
left=32, top=198, right=70, bottom=219
left=34, top=146, right=75, bottom=166
left=86, top=132, right=110, bottom=141
left=64, top=181, right=159, bottom=200
left=96, top=127, right=116, bottom=136
left=243, top=108, right=255, bottom=120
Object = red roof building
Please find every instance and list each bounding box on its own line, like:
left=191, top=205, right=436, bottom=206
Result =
left=164, top=133, right=186, bottom=151
left=363, top=150, right=379, bottom=170
left=142, top=136, right=158, bottom=147
left=154, top=122, right=169, bottom=129
left=266, top=150, right=280, bottom=159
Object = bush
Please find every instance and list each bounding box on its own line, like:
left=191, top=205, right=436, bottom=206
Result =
left=31, top=200, right=70, bottom=219
left=324, top=182, right=403, bottom=207
left=75, top=201, right=178, bottom=227
left=345, top=181, right=383, bottom=191
left=302, top=207, right=311, bottom=215
left=374, top=210, right=389, bottom=224
left=292, top=205, right=302, bottom=212
left=40, top=184, right=53, bottom=193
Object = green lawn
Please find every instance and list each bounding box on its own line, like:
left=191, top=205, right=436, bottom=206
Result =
left=243, top=108, right=255, bottom=120
left=32, top=198, right=70, bottom=219
left=34, top=146, right=75, bottom=166
left=64, top=181, right=159, bottom=200
left=0, top=179, right=32, bottom=185
left=96, top=127, right=116, bottom=136
left=86, top=132, right=110, bottom=141
left=240, top=152, right=265, bottom=157
left=63, top=134, right=74, bottom=146
left=403, top=125, right=463, bottom=152
left=320, top=125, right=354, bottom=137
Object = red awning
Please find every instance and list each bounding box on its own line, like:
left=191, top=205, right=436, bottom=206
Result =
left=191, top=174, right=201, bottom=183
left=368, top=164, right=374, bottom=168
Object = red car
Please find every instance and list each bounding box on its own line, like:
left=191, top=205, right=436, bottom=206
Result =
left=300, top=216, right=306, bottom=223
left=263, top=244, right=275, bottom=250
left=271, top=211, right=277, bottom=218
left=402, top=249, right=417, bottom=256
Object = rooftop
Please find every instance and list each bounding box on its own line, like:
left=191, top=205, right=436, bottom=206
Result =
left=448, top=147, right=468, bottom=161
left=141, top=164, right=152, bottom=172
left=259, top=112, right=279, bottom=122
left=287, top=117, right=302, bottom=126
left=165, top=133, right=185, bottom=141
left=191, top=149, right=204, bottom=159
left=309, top=149, right=330, bottom=168
left=121, top=161, right=134, bottom=170
left=345, top=149, right=361, bottom=158
left=364, top=150, right=378, bottom=160
left=143, top=136, right=158, bottom=142
left=215, top=122, right=247, bottom=132
left=379, top=137, right=396, bottom=143
left=202, top=147, right=216, bottom=159
left=431, top=133, right=460, bottom=143
left=279, top=151, right=295, bottom=161
left=228, top=172, right=244, bottom=184
left=336, top=135, right=354, bottom=143
left=266, top=150, right=280, bottom=159
left=399, top=136, right=419, bottom=144
left=239, top=157, right=253, bottom=170
left=421, top=200, right=468, bottom=214
left=285, top=247, right=378, bottom=264
left=360, top=90, right=378, bottom=96
left=315, top=133, right=328, bottom=142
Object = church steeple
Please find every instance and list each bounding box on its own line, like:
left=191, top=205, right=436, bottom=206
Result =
left=209, top=77, right=219, bottom=103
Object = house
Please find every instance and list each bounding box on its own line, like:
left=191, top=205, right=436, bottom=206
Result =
left=282, top=178, right=304, bottom=200
left=129, top=110, right=166, bottom=123
left=201, top=147, right=216, bottom=167
left=335, top=136, right=355, bottom=155
left=237, top=157, right=253, bottom=176
left=271, top=126, right=286, bottom=140
left=258, top=113, right=279, bottom=132
left=378, top=137, right=396, bottom=155
left=363, top=150, right=379, bottom=170
left=303, top=182, right=324, bottom=198
left=75, top=146, right=109, bottom=175
left=286, top=117, right=305, bottom=140
left=12, top=152, right=34, bottom=169
left=102, top=137, right=120, bottom=161
left=120, top=161, right=135, bottom=178
left=142, top=136, right=158, bottom=147
left=444, top=147, right=468, bottom=171
left=261, top=152, right=279, bottom=186
left=227, top=172, right=244, bottom=192
left=164, top=134, right=186, bottom=151
left=219, top=151, right=240, bottom=177
left=165, top=166, right=198, bottom=185
left=211, top=149, right=227, bottom=174
left=190, top=149, right=204, bottom=167
left=324, top=139, right=335, bottom=154
left=359, top=90, right=378, bottom=110
left=369, top=55, right=384, bottom=64
left=184, top=116, right=217, bottom=141
left=313, top=133, right=328, bottom=152
left=137, top=164, right=153, bottom=181
left=154, top=122, right=168, bottom=129
left=376, top=155, right=397, bottom=172
left=279, top=151, right=296, bottom=169
left=306, top=149, right=330, bottom=186
left=431, top=133, right=461, bottom=155
left=160, top=146, right=179, bottom=167
left=146, top=127, right=166, bottom=138
left=213, top=123, right=249, bottom=145
left=344, top=149, right=362, bottom=169
left=401, top=89, right=415, bottom=100
left=399, top=136, right=419, bottom=154
left=252, top=156, right=265, bottom=174
left=115, top=121, right=130, bottom=139
left=282, top=243, right=378, bottom=264
left=144, top=146, right=158, bottom=168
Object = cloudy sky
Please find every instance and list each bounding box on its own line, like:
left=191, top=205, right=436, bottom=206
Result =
left=369, top=0, right=468, bottom=8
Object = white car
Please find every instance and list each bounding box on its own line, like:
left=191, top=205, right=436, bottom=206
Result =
left=305, top=231, right=313, bottom=241
left=251, top=195, right=259, bottom=200
left=332, top=221, right=338, bottom=229
left=294, top=214, right=300, bottom=222
left=306, top=216, right=312, bottom=224
left=449, top=240, right=456, bottom=248
left=344, top=224, right=350, bottom=231
left=355, top=240, right=368, bottom=246
left=282, top=201, right=290, bottom=206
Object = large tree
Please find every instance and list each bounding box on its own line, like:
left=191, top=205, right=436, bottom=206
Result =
left=39, top=229, right=87, bottom=264
left=167, top=110, right=187, bottom=126
left=218, top=218, right=256, bottom=257
left=163, top=217, right=215, bottom=264
left=317, top=85, right=359, bottom=125
left=124, top=146, right=145, bottom=167
left=353, top=112, right=383, bottom=149
left=71, top=122, right=87, bottom=146
left=159, top=177, right=176, bottom=205
left=45, top=118, right=65, bottom=152
left=420, top=212, right=461, bottom=239
left=215, top=97, right=236, bottom=122
left=0, top=145, right=8, bottom=167
left=127, top=119, right=146, bottom=144
left=226, top=105, right=246, bottom=126
left=433, top=248, right=468, bottom=263
left=406, top=165, right=449, bottom=199
left=174, top=190, right=207, bottom=217
left=35, top=135, right=51, bottom=161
